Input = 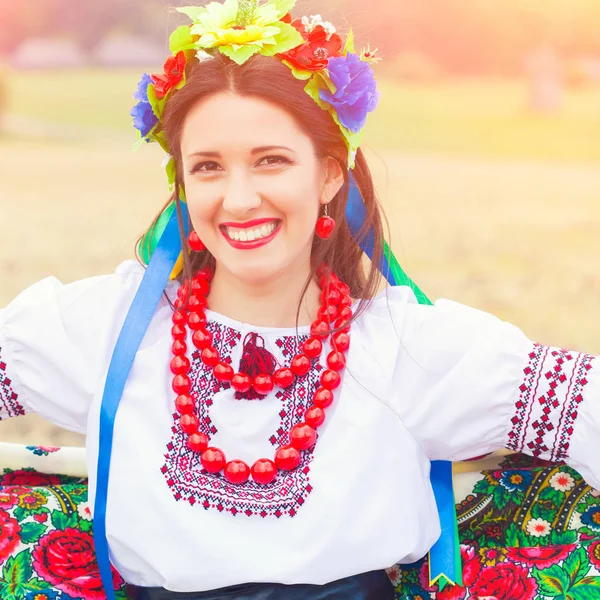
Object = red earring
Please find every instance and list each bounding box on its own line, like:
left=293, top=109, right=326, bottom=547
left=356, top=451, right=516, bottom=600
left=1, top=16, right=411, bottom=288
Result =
left=315, top=204, right=335, bottom=240
left=188, top=231, right=205, bottom=252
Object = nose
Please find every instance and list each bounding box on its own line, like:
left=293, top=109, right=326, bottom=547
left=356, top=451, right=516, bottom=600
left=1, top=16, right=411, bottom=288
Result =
left=222, top=169, right=262, bottom=217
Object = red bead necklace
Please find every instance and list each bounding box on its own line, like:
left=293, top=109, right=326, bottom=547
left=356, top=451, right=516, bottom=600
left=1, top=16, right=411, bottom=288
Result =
left=170, top=266, right=352, bottom=486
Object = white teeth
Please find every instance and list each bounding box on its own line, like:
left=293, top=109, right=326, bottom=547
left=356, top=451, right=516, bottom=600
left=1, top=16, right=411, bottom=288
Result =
left=225, top=221, right=277, bottom=242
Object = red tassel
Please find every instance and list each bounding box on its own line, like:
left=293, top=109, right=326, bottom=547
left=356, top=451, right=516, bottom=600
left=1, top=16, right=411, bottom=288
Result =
left=235, top=333, right=278, bottom=400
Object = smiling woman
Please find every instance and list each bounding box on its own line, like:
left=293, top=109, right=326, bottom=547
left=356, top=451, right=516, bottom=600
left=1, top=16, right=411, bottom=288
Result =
left=1, top=1, right=600, bottom=600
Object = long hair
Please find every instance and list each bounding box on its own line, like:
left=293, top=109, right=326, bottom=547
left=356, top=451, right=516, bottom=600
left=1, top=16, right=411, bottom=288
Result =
left=141, top=54, right=388, bottom=325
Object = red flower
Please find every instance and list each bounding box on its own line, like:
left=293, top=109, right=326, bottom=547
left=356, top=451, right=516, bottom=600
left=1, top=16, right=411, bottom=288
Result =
left=32, top=528, right=123, bottom=599
left=151, top=52, right=187, bottom=100
left=1, top=470, right=61, bottom=487
left=0, top=509, right=21, bottom=562
left=280, top=12, right=292, bottom=23
left=590, top=540, right=600, bottom=570
left=471, top=563, right=537, bottom=600
left=279, top=20, right=343, bottom=71
left=0, top=490, right=19, bottom=508
left=507, top=544, right=575, bottom=569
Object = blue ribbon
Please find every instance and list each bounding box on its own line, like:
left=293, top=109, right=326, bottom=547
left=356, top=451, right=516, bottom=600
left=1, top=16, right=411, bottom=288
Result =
left=345, top=174, right=461, bottom=589
left=93, top=202, right=187, bottom=600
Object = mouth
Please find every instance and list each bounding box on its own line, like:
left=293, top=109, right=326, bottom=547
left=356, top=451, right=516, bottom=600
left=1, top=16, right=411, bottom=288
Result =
left=220, top=218, right=281, bottom=250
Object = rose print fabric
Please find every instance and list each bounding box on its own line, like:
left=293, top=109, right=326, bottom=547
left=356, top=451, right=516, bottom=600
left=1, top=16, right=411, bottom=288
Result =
left=2, top=444, right=600, bottom=600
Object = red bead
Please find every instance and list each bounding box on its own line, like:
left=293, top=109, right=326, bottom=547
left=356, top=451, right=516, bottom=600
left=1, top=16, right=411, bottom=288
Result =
left=290, top=423, right=317, bottom=450
left=171, top=324, right=186, bottom=340
left=338, top=282, right=350, bottom=296
left=315, top=216, right=336, bottom=239
left=187, top=312, right=206, bottom=330
left=274, top=445, right=301, bottom=471
left=317, top=304, right=338, bottom=322
left=172, top=311, right=187, bottom=325
left=172, top=339, right=187, bottom=356
left=201, top=347, right=219, bottom=367
left=338, top=306, right=353, bottom=320
left=334, top=318, right=350, bottom=333
left=253, top=374, right=274, bottom=395
left=187, top=432, right=209, bottom=453
left=224, top=460, right=250, bottom=485
left=326, top=351, right=346, bottom=371
left=174, top=297, right=186, bottom=310
left=172, top=374, right=191, bottom=394
left=192, top=328, right=213, bottom=350
left=188, top=231, right=205, bottom=252
left=170, top=355, right=190, bottom=375
left=305, top=406, right=326, bottom=428
left=191, top=277, right=209, bottom=296
left=339, top=295, right=353, bottom=308
left=214, top=362, right=234, bottom=382
left=175, top=394, right=194, bottom=415
left=320, top=369, right=341, bottom=390
left=310, top=321, right=329, bottom=339
left=251, top=459, right=278, bottom=485
left=303, top=338, right=323, bottom=359
left=332, top=332, right=350, bottom=352
left=201, top=448, right=226, bottom=473
left=290, top=354, right=310, bottom=376
left=313, top=387, right=334, bottom=408
left=180, top=414, right=199, bottom=434
left=231, top=372, right=252, bottom=393
left=321, top=287, right=341, bottom=306
left=188, top=294, right=207, bottom=311
left=177, top=282, right=190, bottom=299
left=316, top=264, right=330, bottom=279
left=196, top=266, right=214, bottom=281
left=273, top=368, right=294, bottom=388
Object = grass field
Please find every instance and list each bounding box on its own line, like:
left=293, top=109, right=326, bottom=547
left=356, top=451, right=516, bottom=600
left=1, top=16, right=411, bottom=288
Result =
left=1, top=69, right=600, bottom=447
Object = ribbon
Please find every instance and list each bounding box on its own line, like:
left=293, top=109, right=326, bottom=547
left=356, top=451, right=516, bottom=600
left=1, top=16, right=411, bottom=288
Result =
left=345, top=174, right=462, bottom=590
left=94, top=202, right=188, bottom=600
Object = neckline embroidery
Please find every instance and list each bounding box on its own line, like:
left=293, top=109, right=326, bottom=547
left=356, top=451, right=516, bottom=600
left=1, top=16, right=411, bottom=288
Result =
left=161, top=321, right=321, bottom=517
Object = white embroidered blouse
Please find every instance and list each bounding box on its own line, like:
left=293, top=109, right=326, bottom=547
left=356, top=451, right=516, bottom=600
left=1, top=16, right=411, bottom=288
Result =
left=1, top=260, right=599, bottom=591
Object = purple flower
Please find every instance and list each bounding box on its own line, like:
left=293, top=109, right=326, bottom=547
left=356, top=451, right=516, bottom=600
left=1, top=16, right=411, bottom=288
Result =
left=131, top=100, right=158, bottom=138
left=134, top=73, right=153, bottom=103
left=319, top=53, right=379, bottom=133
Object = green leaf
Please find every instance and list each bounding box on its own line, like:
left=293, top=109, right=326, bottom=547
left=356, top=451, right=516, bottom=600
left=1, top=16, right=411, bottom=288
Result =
left=19, top=521, right=47, bottom=544
left=506, top=523, right=521, bottom=546
left=344, top=28, right=355, bottom=55
left=473, top=479, right=496, bottom=495
left=272, top=0, right=296, bottom=17
left=12, top=506, right=25, bottom=522
left=0, top=588, right=15, bottom=600
left=219, top=43, right=259, bottom=65
left=169, top=25, right=198, bottom=55
left=568, top=582, right=600, bottom=600
left=79, top=519, right=93, bottom=533
left=533, top=564, right=570, bottom=596
left=50, top=510, right=77, bottom=530
left=260, top=22, right=305, bottom=56
left=3, top=550, right=33, bottom=585
left=564, top=547, right=590, bottom=586
left=22, top=577, right=49, bottom=591
left=492, top=485, right=512, bottom=511
left=280, top=59, right=312, bottom=80
left=550, top=530, right=578, bottom=546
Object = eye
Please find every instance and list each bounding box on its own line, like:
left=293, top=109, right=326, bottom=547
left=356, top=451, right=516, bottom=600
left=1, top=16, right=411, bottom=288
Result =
left=256, top=155, right=292, bottom=168
left=189, top=161, right=222, bottom=175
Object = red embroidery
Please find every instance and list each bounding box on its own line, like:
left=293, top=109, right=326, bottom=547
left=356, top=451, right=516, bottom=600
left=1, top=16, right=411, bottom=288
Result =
left=507, top=343, right=595, bottom=460
left=161, top=322, right=319, bottom=517
left=0, top=348, right=26, bottom=419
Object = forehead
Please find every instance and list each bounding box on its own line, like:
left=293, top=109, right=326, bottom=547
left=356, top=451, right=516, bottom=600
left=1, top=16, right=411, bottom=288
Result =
left=181, top=92, right=309, bottom=154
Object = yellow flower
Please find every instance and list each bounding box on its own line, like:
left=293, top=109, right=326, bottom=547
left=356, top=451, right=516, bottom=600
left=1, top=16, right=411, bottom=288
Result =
left=178, top=0, right=304, bottom=65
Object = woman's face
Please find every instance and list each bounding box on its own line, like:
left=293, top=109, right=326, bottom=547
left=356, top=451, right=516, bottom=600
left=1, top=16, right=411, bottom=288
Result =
left=180, top=92, right=343, bottom=286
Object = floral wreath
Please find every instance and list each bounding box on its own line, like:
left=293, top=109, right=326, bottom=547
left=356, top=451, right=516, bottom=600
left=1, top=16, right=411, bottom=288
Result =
left=131, top=0, right=381, bottom=191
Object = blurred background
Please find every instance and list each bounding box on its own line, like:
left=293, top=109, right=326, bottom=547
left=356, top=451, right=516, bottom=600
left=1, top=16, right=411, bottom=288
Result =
left=0, top=0, right=599, bottom=448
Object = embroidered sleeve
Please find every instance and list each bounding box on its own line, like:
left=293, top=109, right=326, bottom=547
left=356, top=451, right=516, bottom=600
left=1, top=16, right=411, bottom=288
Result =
left=384, top=295, right=600, bottom=479
left=506, top=344, right=595, bottom=462
left=0, top=347, right=27, bottom=419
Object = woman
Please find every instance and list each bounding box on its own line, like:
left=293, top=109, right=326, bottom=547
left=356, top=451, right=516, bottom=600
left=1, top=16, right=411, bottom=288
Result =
left=1, top=1, right=599, bottom=598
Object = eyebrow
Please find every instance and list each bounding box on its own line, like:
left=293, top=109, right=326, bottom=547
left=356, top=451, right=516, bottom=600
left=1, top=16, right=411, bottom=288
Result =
left=188, top=145, right=295, bottom=158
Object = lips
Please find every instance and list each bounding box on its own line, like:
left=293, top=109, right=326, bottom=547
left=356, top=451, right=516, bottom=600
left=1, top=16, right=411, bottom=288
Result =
left=220, top=219, right=281, bottom=250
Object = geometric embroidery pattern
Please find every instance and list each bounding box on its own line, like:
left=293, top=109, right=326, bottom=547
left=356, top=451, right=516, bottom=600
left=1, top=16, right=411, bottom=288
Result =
left=161, top=322, right=321, bottom=518
left=0, top=346, right=26, bottom=419
left=506, top=343, right=595, bottom=461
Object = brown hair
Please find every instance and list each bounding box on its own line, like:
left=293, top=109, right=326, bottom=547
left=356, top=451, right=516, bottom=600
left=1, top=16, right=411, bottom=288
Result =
left=142, top=53, right=387, bottom=327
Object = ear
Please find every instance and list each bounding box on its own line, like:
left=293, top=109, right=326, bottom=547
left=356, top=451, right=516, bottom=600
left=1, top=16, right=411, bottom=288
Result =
left=320, top=157, right=345, bottom=207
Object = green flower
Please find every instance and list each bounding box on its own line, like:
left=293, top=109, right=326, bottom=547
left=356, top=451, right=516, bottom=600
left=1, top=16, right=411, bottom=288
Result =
left=178, top=0, right=303, bottom=65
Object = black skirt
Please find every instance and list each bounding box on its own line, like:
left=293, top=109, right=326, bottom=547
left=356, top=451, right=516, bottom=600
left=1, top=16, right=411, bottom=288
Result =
left=134, top=570, right=394, bottom=600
